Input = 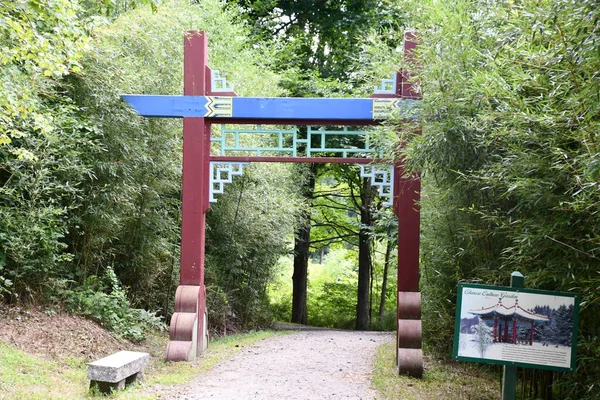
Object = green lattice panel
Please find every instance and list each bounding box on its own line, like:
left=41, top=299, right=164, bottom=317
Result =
left=211, top=125, right=299, bottom=156
left=306, top=126, right=377, bottom=158
left=211, top=125, right=379, bottom=158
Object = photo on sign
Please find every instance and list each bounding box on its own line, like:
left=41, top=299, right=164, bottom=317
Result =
left=455, top=285, right=577, bottom=370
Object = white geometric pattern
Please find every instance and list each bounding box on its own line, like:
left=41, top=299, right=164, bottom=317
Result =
left=360, top=164, right=394, bottom=206
left=211, top=70, right=234, bottom=93
left=209, top=162, right=248, bottom=202
left=373, top=73, right=397, bottom=95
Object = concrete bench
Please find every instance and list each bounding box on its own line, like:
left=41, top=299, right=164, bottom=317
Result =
left=88, top=351, right=150, bottom=393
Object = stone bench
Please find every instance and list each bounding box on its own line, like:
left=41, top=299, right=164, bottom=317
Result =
left=88, top=351, right=150, bottom=393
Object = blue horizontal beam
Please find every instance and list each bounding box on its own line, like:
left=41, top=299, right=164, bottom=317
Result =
left=121, top=95, right=418, bottom=121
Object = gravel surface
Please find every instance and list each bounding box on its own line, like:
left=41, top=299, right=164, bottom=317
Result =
left=167, top=330, right=393, bottom=400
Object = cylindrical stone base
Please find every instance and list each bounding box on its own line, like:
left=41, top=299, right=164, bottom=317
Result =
left=398, top=348, right=423, bottom=378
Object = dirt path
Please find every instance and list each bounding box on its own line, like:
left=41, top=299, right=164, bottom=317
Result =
left=166, top=330, right=393, bottom=400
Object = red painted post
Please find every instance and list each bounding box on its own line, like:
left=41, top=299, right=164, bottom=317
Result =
left=494, top=317, right=499, bottom=342
left=401, top=32, right=420, bottom=100
left=392, top=32, right=423, bottom=378
left=512, top=319, right=517, bottom=344
left=394, top=168, right=421, bottom=292
left=166, top=31, right=211, bottom=361
left=181, top=31, right=209, bottom=285
left=396, top=31, right=421, bottom=293
left=530, top=321, right=534, bottom=345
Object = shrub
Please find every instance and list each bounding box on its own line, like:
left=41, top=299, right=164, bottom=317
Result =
left=60, top=267, right=164, bottom=341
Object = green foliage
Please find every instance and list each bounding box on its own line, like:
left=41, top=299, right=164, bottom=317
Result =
left=206, top=285, right=233, bottom=333
left=67, top=1, right=286, bottom=319
left=229, top=0, right=405, bottom=82
left=60, top=267, right=164, bottom=341
left=306, top=249, right=360, bottom=329
left=0, top=0, right=98, bottom=302
left=270, top=249, right=356, bottom=328
left=311, top=172, right=358, bottom=251
left=79, top=0, right=159, bottom=18
left=0, top=0, right=89, bottom=157
left=389, top=0, right=600, bottom=397
left=309, top=282, right=357, bottom=329
left=226, top=0, right=407, bottom=111
left=206, top=163, right=301, bottom=330
left=270, top=247, right=397, bottom=329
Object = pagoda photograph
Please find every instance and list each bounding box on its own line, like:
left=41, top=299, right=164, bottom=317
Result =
left=455, top=286, right=576, bottom=369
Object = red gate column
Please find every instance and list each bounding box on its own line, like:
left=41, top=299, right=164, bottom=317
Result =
left=394, top=166, right=422, bottom=377
left=394, top=32, right=423, bottom=378
left=166, top=31, right=211, bottom=361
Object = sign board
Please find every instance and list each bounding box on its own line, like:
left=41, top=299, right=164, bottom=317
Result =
left=453, top=283, right=579, bottom=372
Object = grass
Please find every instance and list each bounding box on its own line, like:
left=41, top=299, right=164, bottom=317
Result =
left=372, top=342, right=501, bottom=400
left=0, top=330, right=283, bottom=400
left=0, top=343, right=88, bottom=399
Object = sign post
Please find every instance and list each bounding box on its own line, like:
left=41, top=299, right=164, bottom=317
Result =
left=453, top=273, right=580, bottom=398
left=502, top=271, right=524, bottom=400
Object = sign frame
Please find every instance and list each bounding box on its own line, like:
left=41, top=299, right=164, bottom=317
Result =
left=453, top=283, right=580, bottom=372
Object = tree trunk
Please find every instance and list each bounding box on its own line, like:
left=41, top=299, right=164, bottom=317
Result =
left=291, top=164, right=317, bottom=324
left=356, top=177, right=373, bottom=330
left=377, top=238, right=393, bottom=325
left=292, top=221, right=310, bottom=324
left=369, top=250, right=374, bottom=328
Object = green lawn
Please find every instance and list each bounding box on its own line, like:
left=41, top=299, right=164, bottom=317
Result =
left=0, top=343, right=88, bottom=399
left=372, top=342, right=501, bottom=400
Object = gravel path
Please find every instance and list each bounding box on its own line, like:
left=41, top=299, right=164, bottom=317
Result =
left=167, top=330, right=393, bottom=400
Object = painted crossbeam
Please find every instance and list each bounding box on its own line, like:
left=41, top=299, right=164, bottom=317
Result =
left=121, top=95, right=418, bottom=121
left=209, top=156, right=380, bottom=164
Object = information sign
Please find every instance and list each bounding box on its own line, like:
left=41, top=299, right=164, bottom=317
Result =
left=453, top=283, right=579, bottom=372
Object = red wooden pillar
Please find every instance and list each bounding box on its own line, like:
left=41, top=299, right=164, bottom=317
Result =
left=530, top=321, right=534, bottom=345
left=395, top=169, right=421, bottom=293
left=396, top=31, right=421, bottom=294
left=493, top=317, right=499, bottom=342
left=393, top=32, right=423, bottom=378
left=166, top=31, right=211, bottom=361
left=512, top=319, right=517, bottom=344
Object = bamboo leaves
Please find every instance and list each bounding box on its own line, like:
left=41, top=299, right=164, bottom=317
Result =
left=397, top=0, right=600, bottom=396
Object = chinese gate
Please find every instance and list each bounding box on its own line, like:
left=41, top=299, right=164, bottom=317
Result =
left=123, top=31, right=423, bottom=377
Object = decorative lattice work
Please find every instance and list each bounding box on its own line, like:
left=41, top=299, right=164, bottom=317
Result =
left=306, top=126, right=377, bottom=158
left=211, top=70, right=234, bottom=93
left=373, top=73, right=397, bottom=95
left=212, top=125, right=298, bottom=156
left=209, top=162, right=248, bottom=202
left=212, top=125, right=378, bottom=158
left=360, top=164, right=394, bottom=206
left=209, top=162, right=394, bottom=205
